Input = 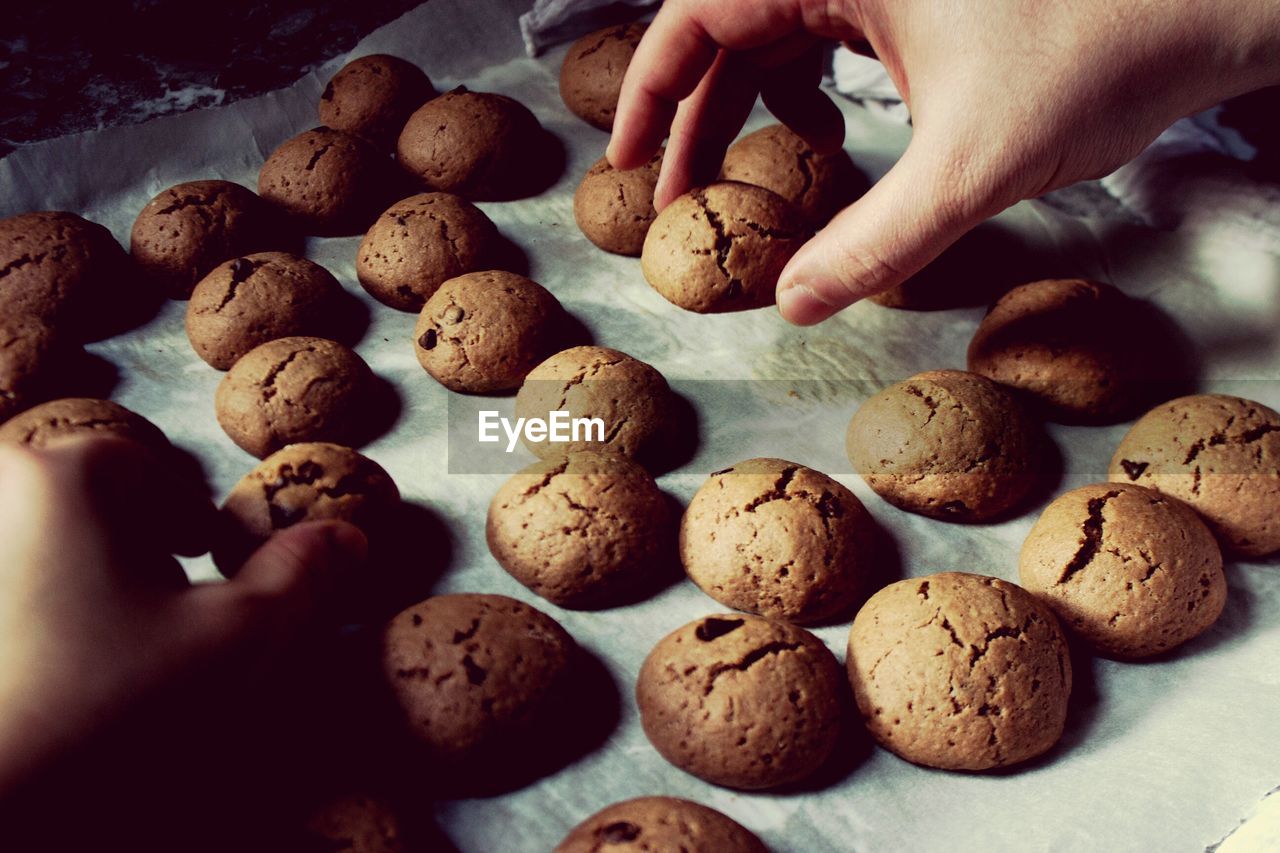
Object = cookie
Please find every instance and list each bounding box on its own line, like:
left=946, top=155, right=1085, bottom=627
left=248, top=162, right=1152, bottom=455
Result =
left=1019, top=482, right=1226, bottom=658
left=636, top=613, right=845, bottom=789
left=301, top=791, right=409, bottom=853
left=514, top=345, right=672, bottom=461
left=215, top=336, right=372, bottom=458
left=186, top=252, right=348, bottom=370
left=258, top=127, right=395, bottom=236
left=573, top=150, right=662, bottom=256
left=0, top=320, right=62, bottom=424
left=558, top=23, right=647, bottom=131
left=641, top=182, right=808, bottom=313
left=967, top=279, right=1149, bottom=423
left=396, top=89, right=546, bottom=200
left=554, top=797, right=768, bottom=853
left=1109, top=394, right=1280, bottom=557
left=356, top=192, right=498, bottom=312
left=720, top=124, right=866, bottom=227
left=380, top=593, right=576, bottom=761
left=319, top=54, right=437, bottom=149
left=130, top=180, right=275, bottom=299
left=215, top=442, right=399, bottom=573
left=680, top=458, right=877, bottom=625
left=486, top=452, right=673, bottom=608
left=413, top=270, right=563, bottom=393
left=845, top=369, right=1042, bottom=522
left=0, top=397, right=166, bottom=449
left=846, top=572, right=1072, bottom=771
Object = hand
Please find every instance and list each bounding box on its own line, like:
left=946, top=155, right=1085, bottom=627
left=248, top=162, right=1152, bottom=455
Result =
left=609, top=0, right=1280, bottom=324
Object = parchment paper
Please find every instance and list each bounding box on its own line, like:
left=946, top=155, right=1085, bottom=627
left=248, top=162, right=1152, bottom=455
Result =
left=2, top=1, right=1278, bottom=850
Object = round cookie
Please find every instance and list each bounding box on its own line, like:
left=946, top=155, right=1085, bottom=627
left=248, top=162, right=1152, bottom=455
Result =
left=573, top=150, right=662, bottom=256
left=514, top=345, right=672, bottom=461
left=186, top=252, right=348, bottom=370
left=302, top=791, right=409, bottom=853
left=486, top=452, right=672, bottom=608
left=558, top=23, right=647, bottom=131
left=216, top=442, right=399, bottom=573
left=641, top=181, right=808, bottom=313
left=357, top=192, right=498, bottom=312
left=380, top=593, right=576, bottom=761
left=258, top=127, right=395, bottom=236
left=0, top=321, right=63, bottom=424
left=555, top=797, right=768, bottom=853
left=681, top=458, right=877, bottom=624
left=0, top=397, right=166, bottom=449
left=1019, top=482, right=1226, bottom=658
left=130, top=180, right=275, bottom=299
left=846, top=572, right=1072, bottom=771
left=967, top=278, right=1149, bottom=423
left=845, top=369, right=1042, bottom=522
left=720, top=124, right=866, bottom=227
left=636, top=613, right=845, bottom=789
left=396, top=89, right=545, bottom=200
left=319, top=54, right=437, bottom=149
left=1109, top=394, right=1280, bottom=557
left=215, top=336, right=372, bottom=458
left=413, top=270, right=563, bottom=393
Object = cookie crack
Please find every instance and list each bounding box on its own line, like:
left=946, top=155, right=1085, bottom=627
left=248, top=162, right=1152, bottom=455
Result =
left=703, top=640, right=802, bottom=694
left=1057, top=490, right=1120, bottom=584
left=257, top=345, right=316, bottom=400
left=732, top=217, right=805, bottom=241
left=0, top=251, right=49, bottom=279
left=214, top=257, right=267, bottom=312
left=155, top=186, right=227, bottom=215
left=902, top=384, right=941, bottom=426
left=573, top=24, right=640, bottom=59
left=691, top=188, right=740, bottom=298
left=743, top=465, right=799, bottom=513
left=304, top=143, right=333, bottom=171
left=794, top=145, right=816, bottom=201
left=521, top=459, right=570, bottom=497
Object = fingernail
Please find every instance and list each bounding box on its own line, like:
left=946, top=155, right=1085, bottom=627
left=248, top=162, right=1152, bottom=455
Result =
left=777, top=282, right=838, bottom=326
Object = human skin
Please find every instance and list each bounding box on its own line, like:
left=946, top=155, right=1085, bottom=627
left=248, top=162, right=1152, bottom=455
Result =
left=608, top=0, right=1280, bottom=324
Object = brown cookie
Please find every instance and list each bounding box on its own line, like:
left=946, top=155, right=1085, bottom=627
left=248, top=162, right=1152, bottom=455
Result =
left=554, top=797, right=768, bottom=853
left=215, top=336, right=372, bottom=458
left=641, top=182, right=808, bottom=313
left=846, top=572, right=1072, bottom=771
left=130, top=180, right=275, bottom=299
left=1020, top=482, right=1226, bottom=658
left=258, top=127, right=396, bottom=236
left=846, top=369, right=1042, bottom=522
left=636, top=613, right=845, bottom=789
left=486, top=452, right=673, bottom=608
left=0, top=397, right=166, bottom=449
left=356, top=192, right=498, bottom=312
left=558, top=23, right=647, bottom=131
left=396, top=89, right=545, bottom=200
left=215, top=441, right=399, bottom=573
left=413, top=270, right=563, bottom=393
left=720, top=124, right=867, bottom=227
left=967, top=279, right=1150, bottom=423
left=301, top=791, right=409, bottom=853
left=514, top=345, right=673, bottom=461
left=573, top=151, right=662, bottom=256
left=681, top=458, right=877, bottom=625
left=380, top=593, right=576, bottom=761
left=1109, top=394, right=1280, bottom=557
left=319, top=54, right=437, bottom=149
left=0, top=320, right=63, bottom=424
left=186, top=252, right=348, bottom=370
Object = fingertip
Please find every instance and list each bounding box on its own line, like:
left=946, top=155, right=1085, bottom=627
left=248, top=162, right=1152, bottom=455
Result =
left=777, top=281, right=841, bottom=325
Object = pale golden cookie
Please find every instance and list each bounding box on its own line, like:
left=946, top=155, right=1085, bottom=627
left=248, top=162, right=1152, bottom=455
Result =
left=0, top=397, right=166, bottom=449
left=720, top=124, right=866, bottom=227
left=558, top=23, right=647, bottom=130
left=554, top=797, right=768, bottom=853
left=573, top=151, right=662, bottom=256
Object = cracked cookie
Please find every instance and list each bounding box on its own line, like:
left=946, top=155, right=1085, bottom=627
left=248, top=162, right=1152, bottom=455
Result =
left=967, top=279, right=1150, bottom=423
left=720, top=124, right=867, bottom=227
left=573, top=150, right=662, bottom=256
left=1020, top=482, right=1226, bottom=658
left=846, top=369, right=1043, bottom=522
left=130, top=180, right=276, bottom=299
left=319, top=54, right=437, bottom=149
left=258, top=127, right=396, bottom=236
left=380, top=593, right=576, bottom=761
left=215, top=336, right=372, bottom=458
left=300, top=791, right=410, bottom=853
left=554, top=796, right=768, bottom=853
left=357, top=192, right=498, bottom=312
left=681, top=458, right=877, bottom=624
left=514, top=345, right=673, bottom=461
left=559, top=23, right=647, bottom=131
left=413, top=270, right=564, bottom=393
left=847, top=571, right=1072, bottom=771
left=186, top=252, right=348, bottom=370
left=216, top=441, right=398, bottom=573
left=0, top=397, right=166, bottom=449
left=486, top=451, right=673, bottom=608
left=0, top=320, right=64, bottom=424
left=636, top=613, right=845, bottom=789
left=641, top=181, right=808, bottom=313
left=1108, top=394, right=1280, bottom=557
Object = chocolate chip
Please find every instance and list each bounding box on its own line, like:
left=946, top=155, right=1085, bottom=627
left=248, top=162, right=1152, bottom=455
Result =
left=1120, top=459, right=1149, bottom=480
left=696, top=616, right=745, bottom=641
left=599, top=822, right=641, bottom=843
left=462, top=655, right=487, bottom=685
left=418, top=329, right=437, bottom=350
